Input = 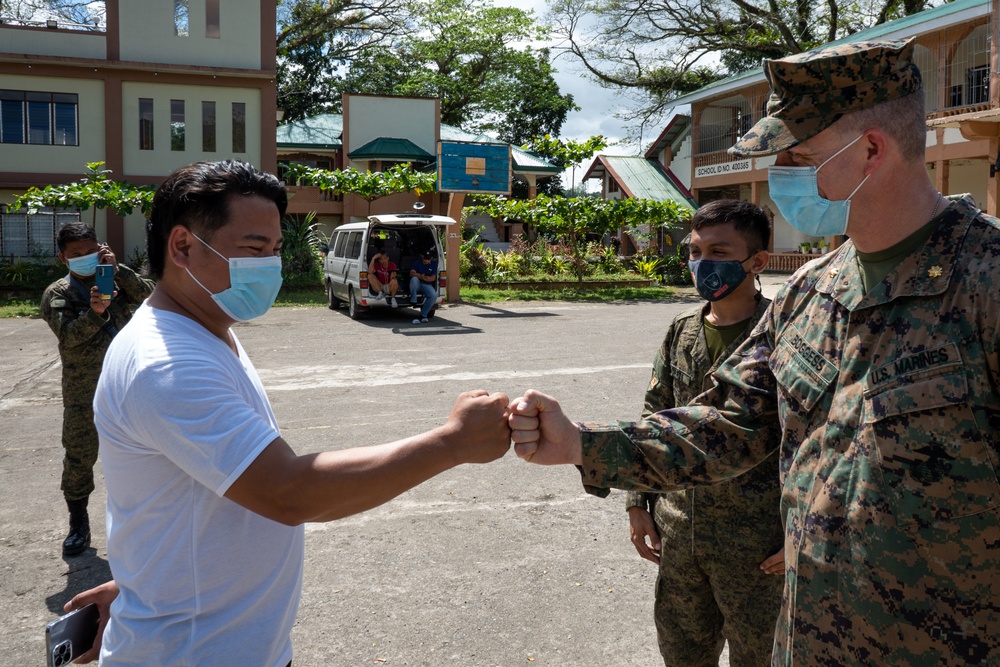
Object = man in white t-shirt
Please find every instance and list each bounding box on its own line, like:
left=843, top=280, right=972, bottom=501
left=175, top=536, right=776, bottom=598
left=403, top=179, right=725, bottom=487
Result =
left=63, top=160, right=511, bottom=666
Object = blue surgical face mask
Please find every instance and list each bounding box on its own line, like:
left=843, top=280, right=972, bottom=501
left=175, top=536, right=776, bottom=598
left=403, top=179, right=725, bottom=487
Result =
left=186, top=233, right=283, bottom=322
left=688, top=254, right=755, bottom=302
left=768, top=134, right=871, bottom=237
left=67, top=251, right=100, bottom=277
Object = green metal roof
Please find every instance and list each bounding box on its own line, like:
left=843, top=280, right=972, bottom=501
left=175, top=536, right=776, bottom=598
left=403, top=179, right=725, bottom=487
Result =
left=348, top=137, right=434, bottom=161
left=595, top=156, right=696, bottom=208
left=275, top=113, right=342, bottom=150
left=276, top=114, right=561, bottom=173
left=666, top=0, right=990, bottom=109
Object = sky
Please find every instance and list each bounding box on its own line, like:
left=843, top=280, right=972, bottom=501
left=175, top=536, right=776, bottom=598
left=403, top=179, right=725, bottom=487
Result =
left=490, top=0, right=669, bottom=189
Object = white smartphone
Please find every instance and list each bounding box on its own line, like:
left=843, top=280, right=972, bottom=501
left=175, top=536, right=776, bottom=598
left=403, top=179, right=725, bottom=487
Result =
left=45, top=603, right=100, bottom=667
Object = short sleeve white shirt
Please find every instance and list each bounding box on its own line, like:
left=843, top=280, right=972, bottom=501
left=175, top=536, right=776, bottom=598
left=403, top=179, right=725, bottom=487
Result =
left=94, top=304, right=304, bottom=666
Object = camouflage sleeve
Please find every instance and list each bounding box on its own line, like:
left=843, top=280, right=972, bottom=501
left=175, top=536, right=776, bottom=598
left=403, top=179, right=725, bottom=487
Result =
left=579, top=328, right=779, bottom=498
left=39, top=283, right=109, bottom=350
left=641, top=339, right=675, bottom=419
left=112, top=263, right=155, bottom=304
left=627, top=325, right=678, bottom=511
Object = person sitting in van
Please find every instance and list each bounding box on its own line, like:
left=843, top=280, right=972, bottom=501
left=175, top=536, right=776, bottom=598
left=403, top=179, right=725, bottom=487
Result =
left=369, top=251, right=399, bottom=308
left=409, top=250, right=438, bottom=324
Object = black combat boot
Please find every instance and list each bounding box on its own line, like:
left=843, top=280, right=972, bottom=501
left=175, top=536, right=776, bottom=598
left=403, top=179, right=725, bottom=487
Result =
left=63, top=498, right=91, bottom=557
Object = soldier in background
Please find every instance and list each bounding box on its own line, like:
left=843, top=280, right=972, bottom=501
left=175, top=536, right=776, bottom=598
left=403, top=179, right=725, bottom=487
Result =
left=509, top=38, right=1000, bottom=665
left=40, top=223, right=154, bottom=556
left=626, top=199, right=783, bottom=667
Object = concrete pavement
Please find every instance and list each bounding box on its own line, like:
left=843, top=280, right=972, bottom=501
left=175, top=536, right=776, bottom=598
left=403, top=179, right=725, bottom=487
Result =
left=0, top=279, right=794, bottom=665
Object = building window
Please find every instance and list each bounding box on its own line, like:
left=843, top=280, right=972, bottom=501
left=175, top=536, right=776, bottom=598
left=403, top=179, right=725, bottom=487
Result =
left=0, top=209, right=81, bottom=257
left=967, top=65, right=990, bottom=105
left=206, top=0, right=220, bottom=38
left=232, top=102, right=246, bottom=153
left=170, top=100, right=185, bottom=151
left=608, top=178, right=619, bottom=193
left=174, top=0, right=189, bottom=36
left=202, top=101, right=216, bottom=152
left=0, top=90, right=78, bottom=146
left=139, top=98, right=154, bottom=150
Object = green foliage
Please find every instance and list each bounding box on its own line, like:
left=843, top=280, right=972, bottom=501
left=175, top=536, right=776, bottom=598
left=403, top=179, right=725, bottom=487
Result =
left=591, top=243, right=624, bottom=274
left=280, top=211, right=324, bottom=288
left=280, top=0, right=577, bottom=141
left=0, top=255, right=65, bottom=291
left=0, top=298, right=39, bottom=318
left=1, top=258, right=30, bottom=284
left=12, top=162, right=156, bottom=221
left=283, top=163, right=436, bottom=202
left=468, top=192, right=690, bottom=283
left=126, top=247, right=149, bottom=275
left=547, top=0, right=936, bottom=135
left=659, top=252, right=693, bottom=286
left=275, top=0, right=410, bottom=122
left=522, top=134, right=608, bottom=168
left=460, top=284, right=677, bottom=303
left=631, top=257, right=663, bottom=280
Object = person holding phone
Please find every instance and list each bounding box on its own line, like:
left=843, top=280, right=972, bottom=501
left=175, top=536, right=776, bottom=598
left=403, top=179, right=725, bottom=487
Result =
left=40, top=222, right=154, bottom=556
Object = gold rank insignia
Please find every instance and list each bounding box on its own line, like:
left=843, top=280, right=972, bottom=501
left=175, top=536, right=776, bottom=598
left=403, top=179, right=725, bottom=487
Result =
left=928, top=266, right=943, bottom=278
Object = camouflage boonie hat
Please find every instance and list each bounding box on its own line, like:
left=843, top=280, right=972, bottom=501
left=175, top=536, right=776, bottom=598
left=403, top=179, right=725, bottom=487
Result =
left=729, top=38, right=922, bottom=157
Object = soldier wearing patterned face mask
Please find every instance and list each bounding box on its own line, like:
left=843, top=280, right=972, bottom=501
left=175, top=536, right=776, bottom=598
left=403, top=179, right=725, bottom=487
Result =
left=625, top=199, right=783, bottom=667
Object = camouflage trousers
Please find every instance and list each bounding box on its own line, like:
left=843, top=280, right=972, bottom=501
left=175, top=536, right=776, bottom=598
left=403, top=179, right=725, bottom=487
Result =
left=652, top=508, right=783, bottom=666
left=61, top=403, right=98, bottom=502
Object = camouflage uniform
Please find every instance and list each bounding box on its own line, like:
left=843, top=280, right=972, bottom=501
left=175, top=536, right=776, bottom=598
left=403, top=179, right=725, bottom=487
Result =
left=626, top=298, right=783, bottom=666
left=40, top=263, right=154, bottom=501
left=578, top=196, right=1000, bottom=666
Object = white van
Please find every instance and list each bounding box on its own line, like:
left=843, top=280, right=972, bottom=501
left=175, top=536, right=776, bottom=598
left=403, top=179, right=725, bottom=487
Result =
left=322, top=212, right=455, bottom=319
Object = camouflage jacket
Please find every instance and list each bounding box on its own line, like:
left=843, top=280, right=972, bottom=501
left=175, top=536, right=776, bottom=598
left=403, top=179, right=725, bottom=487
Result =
left=40, top=263, right=154, bottom=405
left=579, top=196, right=1000, bottom=666
left=625, top=299, right=781, bottom=555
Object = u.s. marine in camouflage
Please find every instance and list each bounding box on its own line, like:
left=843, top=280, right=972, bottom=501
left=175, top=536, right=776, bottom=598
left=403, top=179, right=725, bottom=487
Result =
left=562, top=38, right=1000, bottom=667
left=579, top=195, right=1000, bottom=666
left=626, top=296, right=783, bottom=667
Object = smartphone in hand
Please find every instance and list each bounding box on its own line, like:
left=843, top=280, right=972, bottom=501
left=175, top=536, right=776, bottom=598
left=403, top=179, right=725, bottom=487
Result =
left=45, top=603, right=100, bottom=667
left=95, top=264, right=114, bottom=301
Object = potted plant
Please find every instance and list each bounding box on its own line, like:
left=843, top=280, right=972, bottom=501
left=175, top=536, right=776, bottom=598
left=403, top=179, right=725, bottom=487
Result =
left=799, top=241, right=813, bottom=254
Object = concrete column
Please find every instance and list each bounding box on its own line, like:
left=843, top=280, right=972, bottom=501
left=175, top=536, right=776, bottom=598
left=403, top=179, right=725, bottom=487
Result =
left=446, top=192, right=465, bottom=303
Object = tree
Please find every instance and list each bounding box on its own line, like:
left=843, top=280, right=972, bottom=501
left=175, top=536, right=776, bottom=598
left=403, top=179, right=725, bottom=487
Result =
left=470, top=194, right=689, bottom=283
left=276, top=0, right=411, bottom=121
left=547, top=0, right=942, bottom=137
left=0, top=1, right=105, bottom=28
left=284, top=0, right=577, bottom=141
left=282, top=162, right=437, bottom=202
left=514, top=134, right=608, bottom=198
left=12, top=162, right=156, bottom=224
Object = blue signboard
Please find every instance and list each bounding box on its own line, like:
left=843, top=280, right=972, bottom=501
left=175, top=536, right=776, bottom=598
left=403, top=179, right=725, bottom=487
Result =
left=437, top=141, right=511, bottom=194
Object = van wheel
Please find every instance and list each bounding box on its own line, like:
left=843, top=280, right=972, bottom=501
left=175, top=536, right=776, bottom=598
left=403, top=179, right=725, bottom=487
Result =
left=327, top=282, right=342, bottom=310
left=348, top=288, right=363, bottom=320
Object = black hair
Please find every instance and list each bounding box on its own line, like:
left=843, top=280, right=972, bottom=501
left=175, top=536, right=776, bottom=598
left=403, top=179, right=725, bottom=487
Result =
left=56, top=222, right=97, bottom=252
left=690, top=199, right=771, bottom=253
left=146, top=160, right=287, bottom=279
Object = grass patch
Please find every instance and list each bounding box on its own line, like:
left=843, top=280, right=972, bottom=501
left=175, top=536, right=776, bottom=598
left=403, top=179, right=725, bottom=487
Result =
left=458, top=284, right=678, bottom=303
left=274, top=288, right=326, bottom=307
left=0, top=298, right=40, bottom=319
left=0, top=284, right=684, bottom=318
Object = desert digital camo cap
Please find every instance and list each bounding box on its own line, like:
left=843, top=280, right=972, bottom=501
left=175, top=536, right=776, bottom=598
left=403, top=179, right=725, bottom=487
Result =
left=729, top=38, right=922, bottom=157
